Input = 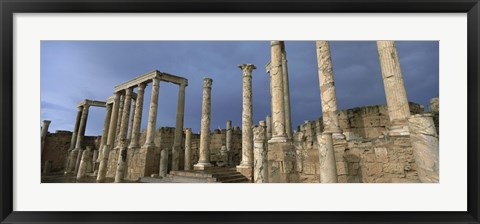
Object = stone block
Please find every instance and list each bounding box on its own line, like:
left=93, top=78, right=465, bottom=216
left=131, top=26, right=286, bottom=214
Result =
left=336, top=162, right=348, bottom=175
left=365, top=163, right=383, bottom=176
left=383, top=163, right=405, bottom=175
left=374, top=147, right=388, bottom=163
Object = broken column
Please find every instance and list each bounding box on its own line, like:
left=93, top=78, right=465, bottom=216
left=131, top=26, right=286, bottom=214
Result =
left=377, top=41, right=411, bottom=136
left=129, top=83, right=146, bottom=149
left=194, top=77, right=213, bottom=170
left=281, top=44, right=293, bottom=139
left=65, top=106, right=83, bottom=174
left=226, top=120, right=233, bottom=166
left=237, top=64, right=256, bottom=178
left=159, top=148, right=169, bottom=177
left=253, top=121, right=268, bottom=183
left=114, top=88, right=133, bottom=183
left=317, top=132, right=338, bottom=183
left=73, top=104, right=90, bottom=175
left=184, top=128, right=192, bottom=170
left=97, top=92, right=121, bottom=182
left=316, top=41, right=344, bottom=139
left=76, top=146, right=93, bottom=180
left=408, top=114, right=439, bottom=183
left=172, top=81, right=187, bottom=171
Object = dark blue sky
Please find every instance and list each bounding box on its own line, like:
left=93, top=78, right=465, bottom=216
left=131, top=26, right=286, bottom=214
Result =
left=41, top=41, right=439, bottom=136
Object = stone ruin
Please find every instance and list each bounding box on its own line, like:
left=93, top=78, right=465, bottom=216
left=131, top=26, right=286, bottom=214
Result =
left=41, top=40, right=439, bottom=183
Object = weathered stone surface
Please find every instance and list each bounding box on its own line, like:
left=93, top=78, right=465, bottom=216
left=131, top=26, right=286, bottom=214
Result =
left=77, top=146, right=93, bottom=180
left=184, top=128, right=193, bottom=170
left=267, top=141, right=297, bottom=183
left=281, top=46, right=293, bottom=139
left=238, top=64, right=256, bottom=169
left=253, top=121, right=267, bottom=183
left=129, top=83, right=146, bottom=148
left=172, top=82, right=187, bottom=171
left=317, top=133, right=338, bottom=182
left=269, top=41, right=287, bottom=142
left=115, top=88, right=133, bottom=182
left=194, top=78, right=213, bottom=170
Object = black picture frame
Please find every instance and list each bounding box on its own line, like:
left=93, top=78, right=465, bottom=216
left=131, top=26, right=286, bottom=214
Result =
left=1, top=0, right=479, bottom=223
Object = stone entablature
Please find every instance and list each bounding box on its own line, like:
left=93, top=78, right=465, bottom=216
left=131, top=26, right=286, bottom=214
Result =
left=113, top=70, right=188, bottom=92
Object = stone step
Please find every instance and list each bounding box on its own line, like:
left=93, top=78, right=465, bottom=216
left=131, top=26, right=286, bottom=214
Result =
left=220, top=176, right=251, bottom=183
left=214, top=173, right=247, bottom=181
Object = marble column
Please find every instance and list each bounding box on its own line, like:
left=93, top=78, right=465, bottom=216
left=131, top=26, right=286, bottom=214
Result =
left=408, top=114, right=439, bottom=183
left=143, top=78, right=160, bottom=148
left=226, top=120, right=233, bottom=166
left=316, top=41, right=344, bottom=138
left=41, top=120, right=51, bottom=156
left=97, top=92, right=121, bottom=182
left=377, top=41, right=411, bottom=136
left=194, top=78, right=213, bottom=170
left=76, top=146, right=93, bottom=180
left=317, top=132, right=338, bottom=183
left=253, top=121, right=268, bottom=183
left=172, top=82, right=187, bottom=171
left=266, top=115, right=272, bottom=140
left=65, top=107, right=82, bottom=174
left=269, top=41, right=287, bottom=142
left=184, top=128, right=192, bottom=170
left=115, top=88, right=133, bottom=183
left=129, top=83, right=146, bottom=149
left=74, top=104, right=90, bottom=175
left=97, top=103, right=112, bottom=164
left=281, top=44, right=293, bottom=139
left=127, top=99, right=136, bottom=141
left=238, top=64, right=256, bottom=170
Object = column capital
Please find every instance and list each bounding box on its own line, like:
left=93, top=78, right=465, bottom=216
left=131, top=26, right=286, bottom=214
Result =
left=238, top=64, right=257, bottom=74
left=138, top=82, right=147, bottom=90
left=43, top=120, right=52, bottom=125
left=152, top=77, right=160, bottom=86
left=203, top=77, right=213, bottom=88
left=270, top=41, right=283, bottom=46
left=125, top=87, right=133, bottom=96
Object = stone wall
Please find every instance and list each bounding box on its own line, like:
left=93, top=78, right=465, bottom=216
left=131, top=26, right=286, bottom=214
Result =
left=42, top=131, right=100, bottom=173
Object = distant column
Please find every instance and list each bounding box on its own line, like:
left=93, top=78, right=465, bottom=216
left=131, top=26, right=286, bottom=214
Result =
left=317, top=132, right=338, bottom=183
left=65, top=107, right=82, bottom=174
left=97, top=92, right=121, bottom=182
left=238, top=64, right=256, bottom=169
left=316, top=41, right=344, bottom=138
left=269, top=41, right=287, bottom=142
left=184, top=128, right=193, bottom=170
left=408, top=114, right=439, bottom=183
left=377, top=41, right=411, bottom=136
left=281, top=44, right=293, bottom=139
left=129, top=83, right=146, bottom=149
left=115, top=88, right=133, bottom=183
left=226, top=120, right=233, bottom=166
left=143, top=78, right=161, bottom=148
left=172, top=81, right=187, bottom=171
left=194, top=78, right=213, bottom=170
left=253, top=121, right=268, bottom=183
left=74, top=104, right=90, bottom=175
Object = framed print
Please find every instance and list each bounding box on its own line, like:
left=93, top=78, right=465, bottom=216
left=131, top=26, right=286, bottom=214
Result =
left=1, top=0, right=479, bottom=223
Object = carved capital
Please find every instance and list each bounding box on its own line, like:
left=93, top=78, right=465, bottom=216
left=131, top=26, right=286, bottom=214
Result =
left=203, top=77, right=213, bottom=88
left=238, top=64, right=256, bottom=76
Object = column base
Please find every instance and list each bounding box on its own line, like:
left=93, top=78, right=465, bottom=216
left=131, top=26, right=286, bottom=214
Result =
left=236, top=164, right=253, bottom=181
left=388, top=125, right=410, bottom=137
left=193, top=162, right=213, bottom=170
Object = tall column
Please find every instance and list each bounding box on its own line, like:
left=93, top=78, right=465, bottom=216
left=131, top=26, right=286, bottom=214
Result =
left=172, top=82, right=187, bottom=171
left=73, top=104, right=90, bottom=175
left=266, top=115, right=272, bottom=140
left=143, top=78, right=161, bottom=148
left=184, top=128, right=192, bottom=170
left=127, top=99, right=136, bottom=141
left=316, top=41, right=344, bottom=138
left=377, top=41, right=411, bottom=136
left=281, top=44, right=293, bottom=139
left=238, top=64, right=256, bottom=170
left=269, top=41, right=287, bottom=142
left=65, top=107, right=82, bottom=174
left=317, top=132, right=338, bottom=183
left=41, top=120, right=51, bottom=156
left=115, top=94, right=125, bottom=147
left=408, top=114, right=439, bottom=183
left=226, top=120, right=233, bottom=166
left=129, top=83, right=146, bottom=149
left=115, top=88, right=133, bottom=183
left=97, top=92, right=121, bottom=182
left=253, top=121, right=268, bottom=183
left=97, top=103, right=112, bottom=164
left=194, top=77, right=213, bottom=170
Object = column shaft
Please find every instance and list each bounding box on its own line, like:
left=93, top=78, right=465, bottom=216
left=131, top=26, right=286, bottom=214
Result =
left=226, top=120, right=232, bottom=166
left=144, top=78, right=160, bottom=147
left=184, top=128, right=192, bottom=170
left=97, top=103, right=112, bottom=163
left=65, top=107, right=83, bottom=174
left=115, top=88, right=133, bottom=182
left=129, top=83, right=146, bottom=148
left=281, top=45, right=293, bottom=139
left=238, top=64, right=256, bottom=167
left=269, top=41, right=287, bottom=142
left=41, top=120, right=51, bottom=156
left=194, top=78, right=213, bottom=170
left=115, top=94, right=125, bottom=147
left=127, top=99, right=136, bottom=141
left=74, top=104, right=90, bottom=175
left=172, top=82, right=187, bottom=171
left=253, top=121, right=268, bottom=183
left=317, top=132, right=338, bottom=183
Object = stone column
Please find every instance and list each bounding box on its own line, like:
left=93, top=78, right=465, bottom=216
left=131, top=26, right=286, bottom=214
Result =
left=159, top=148, right=169, bottom=177
left=97, top=103, right=112, bottom=164
left=115, top=94, right=125, bottom=147
left=194, top=78, right=213, bottom=170
left=129, top=83, right=146, bottom=149
left=317, top=132, right=338, bottom=183
left=74, top=104, right=90, bottom=175
left=65, top=107, right=82, bottom=174
left=92, top=149, right=99, bottom=174
left=281, top=44, right=293, bottom=139
left=377, top=41, right=411, bottom=136
left=269, top=41, right=287, bottom=142
left=266, top=115, right=272, bottom=140
left=172, top=82, right=187, bottom=171
left=76, top=146, right=93, bottom=180
left=97, top=92, right=121, bottom=182
left=429, top=97, right=439, bottom=134
left=237, top=64, right=256, bottom=173
left=41, top=120, right=51, bottom=156
left=115, top=88, right=133, bottom=183
left=184, top=128, right=192, bottom=170
left=253, top=121, right=268, bottom=183
left=408, top=114, right=439, bottom=183
left=143, top=78, right=160, bottom=148
left=226, top=120, right=233, bottom=166
left=316, top=41, right=344, bottom=138
left=127, top=99, right=136, bottom=141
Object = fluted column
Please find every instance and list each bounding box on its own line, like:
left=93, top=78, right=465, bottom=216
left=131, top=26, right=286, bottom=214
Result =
left=226, top=120, right=233, bottom=166
left=377, top=41, right=411, bottom=136
left=408, top=114, right=439, bottom=183
left=194, top=78, right=213, bottom=170
left=172, top=82, right=187, bottom=171
left=238, top=64, right=256, bottom=168
left=316, top=41, right=343, bottom=138
left=184, top=128, right=192, bottom=170
left=97, top=92, right=121, bottom=182
left=143, top=78, right=160, bottom=148
left=65, top=107, right=83, bottom=174
left=269, top=41, right=287, bottom=142
left=115, top=88, right=133, bottom=183
left=281, top=44, right=293, bottom=139
left=97, top=103, right=112, bottom=164
left=73, top=104, right=90, bottom=175
left=129, top=83, right=146, bottom=148
left=317, top=132, right=338, bottom=183
left=253, top=121, right=268, bottom=183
